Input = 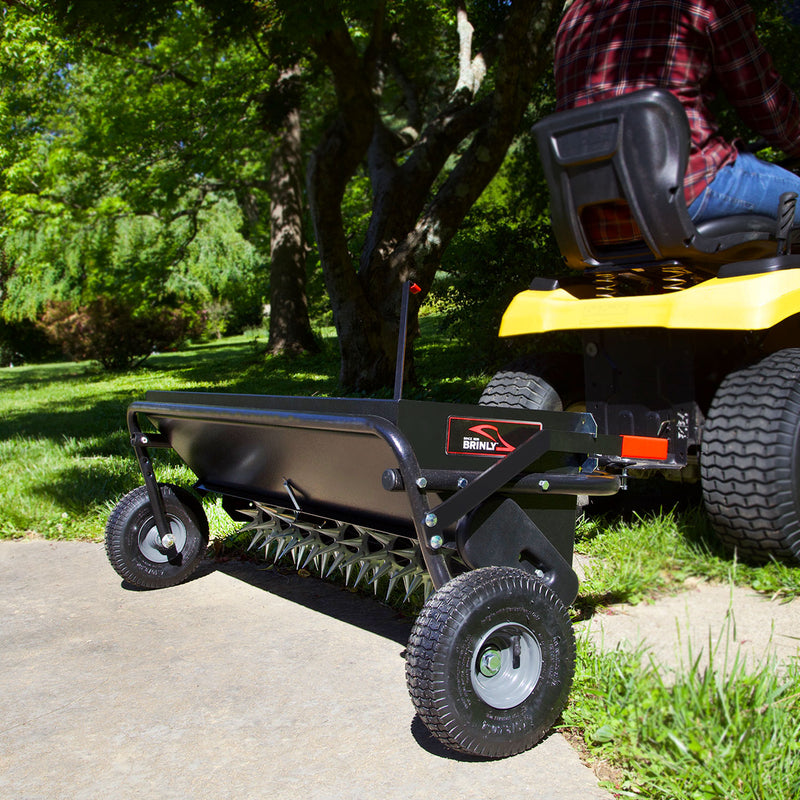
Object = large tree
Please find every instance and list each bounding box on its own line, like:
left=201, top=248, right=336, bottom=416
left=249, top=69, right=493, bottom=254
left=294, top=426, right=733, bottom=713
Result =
left=303, top=1, right=562, bottom=390
left=14, top=0, right=563, bottom=389
left=0, top=1, right=319, bottom=352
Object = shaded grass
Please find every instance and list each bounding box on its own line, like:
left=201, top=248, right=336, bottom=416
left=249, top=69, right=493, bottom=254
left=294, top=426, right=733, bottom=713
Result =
left=0, top=320, right=486, bottom=540
left=0, top=330, right=341, bottom=539
left=575, top=501, right=800, bottom=607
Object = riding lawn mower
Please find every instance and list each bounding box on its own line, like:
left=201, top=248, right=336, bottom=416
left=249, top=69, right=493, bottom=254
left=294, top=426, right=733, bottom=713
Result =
left=105, top=87, right=798, bottom=762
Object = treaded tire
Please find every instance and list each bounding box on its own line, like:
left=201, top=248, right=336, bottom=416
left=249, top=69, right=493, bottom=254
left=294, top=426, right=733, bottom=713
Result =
left=405, top=566, right=575, bottom=758
left=480, top=368, right=562, bottom=411
left=479, top=353, right=583, bottom=411
left=702, top=349, right=800, bottom=563
left=105, top=484, right=209, bottom=588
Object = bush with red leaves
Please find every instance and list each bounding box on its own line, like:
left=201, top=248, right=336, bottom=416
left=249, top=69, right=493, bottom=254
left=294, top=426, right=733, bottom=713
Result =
left=39, top=296, right=200, bottom=369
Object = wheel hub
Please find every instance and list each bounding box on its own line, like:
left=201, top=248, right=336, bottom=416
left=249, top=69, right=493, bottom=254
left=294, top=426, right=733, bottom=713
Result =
left=471, top=623, right=542, bottom=709
left=479, top=648, right=502, bottom=677
left=138, top=516, right=187, bottom=563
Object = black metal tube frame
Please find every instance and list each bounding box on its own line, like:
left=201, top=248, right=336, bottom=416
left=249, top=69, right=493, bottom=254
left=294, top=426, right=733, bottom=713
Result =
left=127, top=400, right=614, bottom=591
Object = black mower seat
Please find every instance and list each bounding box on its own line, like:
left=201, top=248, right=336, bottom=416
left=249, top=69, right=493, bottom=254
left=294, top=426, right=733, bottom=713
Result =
left=533, top=88, right=779, bottom=272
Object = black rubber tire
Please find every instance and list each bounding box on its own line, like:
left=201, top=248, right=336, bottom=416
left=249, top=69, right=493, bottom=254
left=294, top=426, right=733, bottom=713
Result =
left=479, top=353, right=584, bottom=412
left=105, top=484, right=209, bottom=588
left=702, top=349, right=800, bottom=563
left=405, top=566, right=575, bottom=759
left=480, top=368, right=562, bottom=411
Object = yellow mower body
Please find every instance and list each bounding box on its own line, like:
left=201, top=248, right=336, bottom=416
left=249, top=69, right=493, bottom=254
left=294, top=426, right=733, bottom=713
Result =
left=499, top=271, right=800, bottom=336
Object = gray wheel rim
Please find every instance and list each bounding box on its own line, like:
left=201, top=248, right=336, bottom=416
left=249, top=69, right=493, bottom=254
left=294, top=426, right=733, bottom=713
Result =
left=471, top=622, right=542, bottom=709
left=138, top=516, right=187, bottom=563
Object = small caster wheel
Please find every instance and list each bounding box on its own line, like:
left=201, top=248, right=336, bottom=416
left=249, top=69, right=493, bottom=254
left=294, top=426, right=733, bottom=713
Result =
left=105, top=484, right=208, bottom=589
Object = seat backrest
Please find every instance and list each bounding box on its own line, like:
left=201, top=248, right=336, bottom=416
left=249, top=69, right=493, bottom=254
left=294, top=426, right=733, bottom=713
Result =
left=533, top=88, right=776, bottom=270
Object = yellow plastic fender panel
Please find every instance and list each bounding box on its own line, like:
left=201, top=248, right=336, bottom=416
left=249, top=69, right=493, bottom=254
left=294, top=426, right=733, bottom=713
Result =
left=498, top=270, right=800, bottom=336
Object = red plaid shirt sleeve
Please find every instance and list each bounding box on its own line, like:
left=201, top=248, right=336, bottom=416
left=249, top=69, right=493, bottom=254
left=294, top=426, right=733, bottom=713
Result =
left=554, top=0, right=800, bottom=246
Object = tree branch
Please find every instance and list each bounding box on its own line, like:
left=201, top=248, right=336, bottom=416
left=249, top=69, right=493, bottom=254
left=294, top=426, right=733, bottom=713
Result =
left=93, top=44, right=199, bottom=88
left=452, top=7, right=486, bottom=98
left=0, top=0, right=35, bottom=14
left=390, top=0, right=563, bottom=285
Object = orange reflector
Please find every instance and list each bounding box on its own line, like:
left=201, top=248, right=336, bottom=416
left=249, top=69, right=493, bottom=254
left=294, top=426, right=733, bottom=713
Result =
left=620, top=435, right=669, bottom=461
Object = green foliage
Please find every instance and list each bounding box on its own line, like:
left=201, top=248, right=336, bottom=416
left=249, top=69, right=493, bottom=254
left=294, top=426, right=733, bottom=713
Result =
left=0, top=2, right=271, bottom=339
left=38, top=295, right=200, bottom=369
left=430, top=153, right=563, bottom=365
left=565, top=637, right=800, bottom=799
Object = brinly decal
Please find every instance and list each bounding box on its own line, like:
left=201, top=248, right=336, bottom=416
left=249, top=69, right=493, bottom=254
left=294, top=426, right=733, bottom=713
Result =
left=445, top=416, right=543, bottom=457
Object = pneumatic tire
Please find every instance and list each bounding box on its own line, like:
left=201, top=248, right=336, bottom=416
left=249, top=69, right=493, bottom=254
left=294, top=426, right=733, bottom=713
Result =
left=405, top=566, right=575, bottom=759
left=702, top=349, right=800, bottom=563
left=479, top=368, right=562, bottom=411
left=479, top=353, right=584, bottom=412
left=105, top=484, right=209, bottom=588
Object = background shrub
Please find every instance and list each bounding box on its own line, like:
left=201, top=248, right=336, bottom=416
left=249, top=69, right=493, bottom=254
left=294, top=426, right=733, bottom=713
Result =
left=38, top=295, right=200, bottom=369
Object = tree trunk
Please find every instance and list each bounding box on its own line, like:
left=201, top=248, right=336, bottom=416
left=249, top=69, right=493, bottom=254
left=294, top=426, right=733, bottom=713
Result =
left=267, top=71, right=318, bottom=355
left=307, top=1, right=562, bottom=393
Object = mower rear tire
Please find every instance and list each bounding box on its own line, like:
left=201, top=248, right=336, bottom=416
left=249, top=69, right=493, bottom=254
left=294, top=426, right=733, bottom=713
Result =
left=702, top=348, right=800, bottom=563
left=479, top=353, right=583, bottom=412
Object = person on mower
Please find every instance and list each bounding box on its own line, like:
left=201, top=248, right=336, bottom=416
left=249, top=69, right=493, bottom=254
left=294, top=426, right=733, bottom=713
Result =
left=554, top=0, right=800, bottom=242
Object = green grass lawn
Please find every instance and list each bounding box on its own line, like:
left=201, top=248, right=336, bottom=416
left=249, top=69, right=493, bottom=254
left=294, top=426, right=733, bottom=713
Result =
left=0, top=319, right=489, bottom=541
left=2, top=324, right=799, bottom=799
left=0, top=329, right=337, bottom=540
left=3, top=321, right=799, bottom=595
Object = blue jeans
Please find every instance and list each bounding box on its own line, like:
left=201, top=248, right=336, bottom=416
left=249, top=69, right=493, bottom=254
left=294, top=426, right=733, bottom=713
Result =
left=688, top=151, right=800, bottom=224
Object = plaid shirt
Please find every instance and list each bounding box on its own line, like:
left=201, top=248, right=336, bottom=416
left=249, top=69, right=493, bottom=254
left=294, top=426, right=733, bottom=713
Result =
left=554, top=0, right=800, bottom=245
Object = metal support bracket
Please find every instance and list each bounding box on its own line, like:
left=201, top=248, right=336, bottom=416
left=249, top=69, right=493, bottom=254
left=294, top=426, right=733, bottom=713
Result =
left=128, top=412, right=174, bottom=546
left=422, top=429, right=554, bottom=536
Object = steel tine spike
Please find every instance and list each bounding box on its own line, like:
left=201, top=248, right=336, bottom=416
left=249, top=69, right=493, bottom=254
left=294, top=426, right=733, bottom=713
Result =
left=353, top=559, right=371, bottom=588
left=393, top=562, right=418, bottom=580
left=264, top=531, right=283, bottom=558
left=275, top=534, right=300, bottom=561
left=239, top=519, right=264, bottom=536
left=344, top=563, right=353, bottom=586
left=340, top=549, right=366, bottom=569
left=248, top=531, right=265, bottom=551
left=259, top=530, right=283, bottom=559
left=260, top=534, right=276, bottom=560
left=316, top=551, right=330, bottom=577
left=325, top=550, right=348, bottom=578
left=292, top=544, right=309, bottom=567
left=385, top=570, right=402, bottom=601
left=315, top=540, right=344, bottom=556
left=403, top=572, right=424, bottom=604
left=368, top=559, right=394, bottom=587
left=300, top=544, right=323, bottom=570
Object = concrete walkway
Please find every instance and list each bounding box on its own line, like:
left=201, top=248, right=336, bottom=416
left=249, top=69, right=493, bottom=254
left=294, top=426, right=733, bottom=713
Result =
left=577, top=577, right=800, bottom=673
left=0, top=541, right=611, bottom=800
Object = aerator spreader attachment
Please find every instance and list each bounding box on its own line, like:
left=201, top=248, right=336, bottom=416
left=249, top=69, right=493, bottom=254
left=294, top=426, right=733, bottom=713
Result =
left=106, top=389, right=668, bottom=758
